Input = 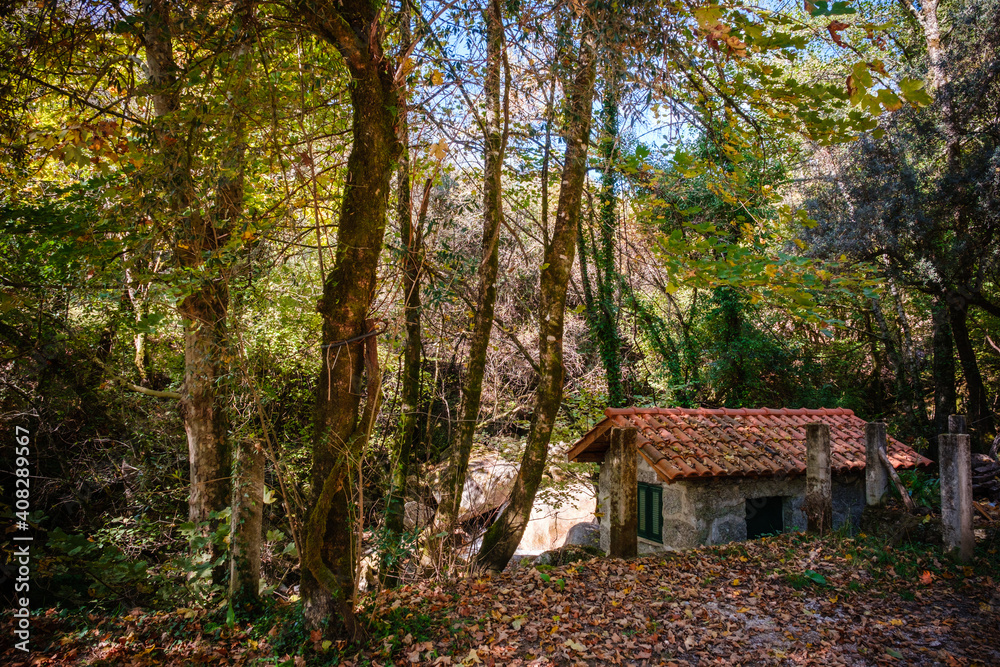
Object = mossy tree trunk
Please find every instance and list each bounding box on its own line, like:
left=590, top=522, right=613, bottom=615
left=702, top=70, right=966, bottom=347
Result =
left=578, top=56, right=626, bottom=408
left=475, top=2, right=599, bottom=572
left=434, top=0, right=506, bottom=561
left=291, top=0, right=402, bottom=637
left=381, top=0, right=421, bottom=588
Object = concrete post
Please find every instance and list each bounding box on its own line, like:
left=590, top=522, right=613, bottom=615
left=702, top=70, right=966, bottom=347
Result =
left=865, top=422, right=888, bottom=506
left=948, top=414, right=967, bottom=434
left=606, top=427, right=637, bottom=558
left=939, top=432, right=973, bottom=562
left=805, top=423, right=832, bottom=534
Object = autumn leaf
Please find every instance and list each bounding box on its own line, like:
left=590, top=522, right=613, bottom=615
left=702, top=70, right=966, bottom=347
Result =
left=919, top=570, right=933, bottom=585
left=827, top=20, right=850, bottom=46
left=430, top=138, right=449, bottom=161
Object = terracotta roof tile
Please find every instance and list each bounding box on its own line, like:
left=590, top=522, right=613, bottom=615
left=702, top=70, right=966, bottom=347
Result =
left=566, top=407, right=932, bottom=483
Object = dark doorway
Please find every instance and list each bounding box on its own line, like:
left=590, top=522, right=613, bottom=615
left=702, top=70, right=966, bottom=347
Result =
left=746, top=496, right=784, bottom=539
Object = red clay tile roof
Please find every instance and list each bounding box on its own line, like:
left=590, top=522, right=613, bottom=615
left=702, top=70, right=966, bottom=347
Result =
left=566, top=407, right=932, bottom=483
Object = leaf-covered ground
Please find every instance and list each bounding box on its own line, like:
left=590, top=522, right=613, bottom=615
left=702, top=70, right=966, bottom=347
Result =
left=5, top=530, right=1000, bottom=666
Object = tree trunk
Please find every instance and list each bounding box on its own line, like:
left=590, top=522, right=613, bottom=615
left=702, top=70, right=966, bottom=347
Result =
left=476, top=4, right=599, bottom=571
left=222, top=0, right=261, bottom=607
left=381, top=2, right=421, bottom=585
left=292, top=0, right=402, bottom=637
left=907, top=0, right=995, bottom=449
left=230, top=439, right=264, bottom=607
left=578, top=61, right=626, bottom=408
left=947, top=291, right=993, bottom=451
left=434, top=0, right=506, bottom=560
left=180, top=288, right=232, bottom=580
left=142, top=0, right=232, bottom=582
left=931, top=293, right=956, bottom=460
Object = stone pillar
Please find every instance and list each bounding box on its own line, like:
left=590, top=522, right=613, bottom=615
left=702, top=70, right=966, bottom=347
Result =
left=606, top=427, right=637, bottom=558
left=805, top=423, right=832, bottom=535
left=865, top=422, right=888, bottom=506
left=939, top=432, right=973, bottom=562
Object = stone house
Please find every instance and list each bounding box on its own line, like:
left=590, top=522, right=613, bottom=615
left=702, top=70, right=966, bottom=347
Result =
left=566, top=407, right=932, bottom=554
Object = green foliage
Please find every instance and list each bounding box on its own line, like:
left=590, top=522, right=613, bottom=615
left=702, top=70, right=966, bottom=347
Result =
left=44, top=527, right=151, bottom=608
left=896, top=471, right=941, bottom=509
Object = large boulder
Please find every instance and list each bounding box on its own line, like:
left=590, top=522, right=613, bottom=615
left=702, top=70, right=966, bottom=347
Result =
left=532, top=543, right=602, bottom=567
left=431, top=454, right=519, bottom=522
left=403, top=501, right=435, bottom=530
left=563, top=520, right=600, bottom=549
left=517, top=482, right=597, bottom=553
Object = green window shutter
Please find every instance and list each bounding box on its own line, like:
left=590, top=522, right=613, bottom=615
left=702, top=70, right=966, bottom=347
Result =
left=637, top=483, right=647, bottom=537
left=637, top=482, right=663, bottom=543
left=651, top=486, right=662, bottom=542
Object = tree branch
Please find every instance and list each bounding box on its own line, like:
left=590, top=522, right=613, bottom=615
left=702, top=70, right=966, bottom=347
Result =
left=124, top=382, right=182, bottom=400
left=17, top=73, right=145, bottom=125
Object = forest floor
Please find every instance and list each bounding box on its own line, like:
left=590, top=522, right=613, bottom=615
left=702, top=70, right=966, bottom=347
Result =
left=5, top=518, right=1000, bottom=667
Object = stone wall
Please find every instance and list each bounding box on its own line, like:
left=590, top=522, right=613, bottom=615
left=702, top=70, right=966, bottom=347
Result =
left=599, top=453, right=867, bottom=553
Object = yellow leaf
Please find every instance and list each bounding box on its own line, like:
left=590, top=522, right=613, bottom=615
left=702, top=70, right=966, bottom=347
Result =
left=431, top=69, right=444, bottom=85
left=430, top=138, right=448, bottom=161
left=564, top=639, right=586, bottom=652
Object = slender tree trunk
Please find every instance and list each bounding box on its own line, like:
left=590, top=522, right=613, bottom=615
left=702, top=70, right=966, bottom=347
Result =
left=124, top=260, right=153, bottom=384
left=434, top=0, right=506, bottom=559
left=931, top=293, right=956, bottom=460
left=222, top=0, right=263, bottom=608
left=230, top=439, right=263, bottom=605
left=476, top=4, right=599, bottom=571
left=381, top=3, right=422, bottom=584
left=713, top=286, right=746, bottom=406
left=578, top=62, right=626, bottom=407
left=947, top=291, right=993, bottom=451
left=142, top=0, right=232, bottom=582
left=292, top=0, right=402, bottom=636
